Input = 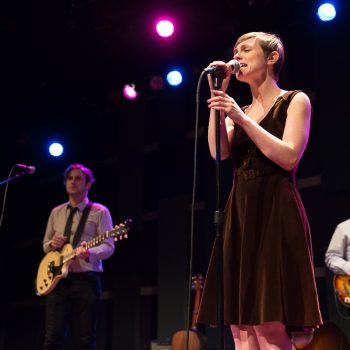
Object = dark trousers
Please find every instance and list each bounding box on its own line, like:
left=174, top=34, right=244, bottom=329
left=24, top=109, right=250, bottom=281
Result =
left=43, top=272, right=102, bottom=350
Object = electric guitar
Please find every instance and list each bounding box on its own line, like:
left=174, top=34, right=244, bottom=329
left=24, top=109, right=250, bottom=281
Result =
left=171, top=274, right=207, bottom=350
left=333, top=274, right=350, bottom=307
left=35, top=219, right=132, bottom=296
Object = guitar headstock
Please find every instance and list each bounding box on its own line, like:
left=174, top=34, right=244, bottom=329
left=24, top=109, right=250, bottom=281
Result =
left=110, top=218, right=133, bottom=241
left=191, top=274, right=204, bottom=291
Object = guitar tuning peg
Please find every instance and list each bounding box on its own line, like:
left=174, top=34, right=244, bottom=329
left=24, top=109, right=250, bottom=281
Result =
left=125, top=218, right=133, bottom=226
left=124, top=233, right=128, bottom=239
left=114, top=237, right=118, bottom=242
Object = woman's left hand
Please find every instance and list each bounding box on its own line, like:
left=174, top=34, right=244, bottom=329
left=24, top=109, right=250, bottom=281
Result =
left=208, top=90, right=246, bottom=124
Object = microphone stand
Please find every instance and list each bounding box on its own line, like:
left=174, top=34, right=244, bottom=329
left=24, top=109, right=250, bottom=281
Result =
left=211, top=72, right=226, bottom=350
left=0, top=170, right=30, bottom=231
left=0, top=171, right=28, bottom=186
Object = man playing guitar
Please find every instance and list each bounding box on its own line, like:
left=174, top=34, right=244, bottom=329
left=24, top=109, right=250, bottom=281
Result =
left=325, top=219, right=350, bottom=307
left=41, top=163, right=115, bottom=350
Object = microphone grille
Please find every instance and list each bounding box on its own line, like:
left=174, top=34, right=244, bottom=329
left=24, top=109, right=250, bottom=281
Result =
left=228, top=60, right=241, bottom=74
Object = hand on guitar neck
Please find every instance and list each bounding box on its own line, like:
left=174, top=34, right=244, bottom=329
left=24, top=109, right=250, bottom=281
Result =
left=49, top=236, right=93, bottom=262
left=76, top=241, right=90, bottom=261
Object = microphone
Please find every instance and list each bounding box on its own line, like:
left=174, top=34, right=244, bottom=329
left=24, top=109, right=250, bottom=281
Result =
left=204, top=59, right=241, bottom=75
left=16, top=164, right=36, bottom=174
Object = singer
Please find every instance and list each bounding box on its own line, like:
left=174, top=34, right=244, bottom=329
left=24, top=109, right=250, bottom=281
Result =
left=197, top=32, right=322, bottom=350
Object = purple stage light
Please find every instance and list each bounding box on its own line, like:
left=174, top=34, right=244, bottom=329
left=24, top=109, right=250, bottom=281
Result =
left=123, top=84, right=138, bottom=100
left=155, top=19, right=174, bottom=38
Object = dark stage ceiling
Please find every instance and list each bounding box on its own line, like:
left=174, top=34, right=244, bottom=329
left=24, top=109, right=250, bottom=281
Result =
left=1, top=0, right=349, bottom=205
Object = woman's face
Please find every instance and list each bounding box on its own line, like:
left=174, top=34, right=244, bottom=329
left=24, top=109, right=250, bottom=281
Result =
left=233, top=37, right=268, bottom=82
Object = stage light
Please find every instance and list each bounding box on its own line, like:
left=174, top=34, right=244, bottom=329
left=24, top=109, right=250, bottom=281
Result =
left=155, top=19, right=175, bottom=38
left=166, top=70, right=183, bottom=86
left=122, top=84, right=138, bottom=100
left=49, top=142, right=64, bottom=157
left=317, top=2, right=336, bottom=21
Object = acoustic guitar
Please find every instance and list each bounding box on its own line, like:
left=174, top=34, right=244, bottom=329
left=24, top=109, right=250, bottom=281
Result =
left=171, top=274, right=207, bottom=350
left=35, top=219, right=132, bottom=296
left=333, top=274, right=350, bottom=307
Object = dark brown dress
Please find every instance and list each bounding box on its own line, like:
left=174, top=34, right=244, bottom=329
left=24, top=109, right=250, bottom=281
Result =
left=197, top=90, right=323, bottom=327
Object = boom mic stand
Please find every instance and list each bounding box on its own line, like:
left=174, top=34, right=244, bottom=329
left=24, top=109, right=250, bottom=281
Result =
left=0, top=166, right=34, bottom=231
left=0, top=171, right=31, bottom=186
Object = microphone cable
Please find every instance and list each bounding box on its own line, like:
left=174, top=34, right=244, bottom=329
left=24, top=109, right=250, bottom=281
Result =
left=0, top=164, right=18, bottom=231
left=184, top=69, right=207, bottom=350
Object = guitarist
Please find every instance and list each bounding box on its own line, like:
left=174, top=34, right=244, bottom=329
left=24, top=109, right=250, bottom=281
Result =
left=42, top=163, right=115, bottom=350
left=325, top=220, right=350, bottom=279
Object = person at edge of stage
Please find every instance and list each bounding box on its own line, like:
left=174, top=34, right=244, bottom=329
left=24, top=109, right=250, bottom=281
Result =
left=325, top=219, right=350, bottom=276
left=196, top=32, right=323, bottom=350
left=42, top=163, right=115, bottom=350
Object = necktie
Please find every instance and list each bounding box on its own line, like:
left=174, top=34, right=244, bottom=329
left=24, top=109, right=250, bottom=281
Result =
left=64, top=206, right=78, bottom=240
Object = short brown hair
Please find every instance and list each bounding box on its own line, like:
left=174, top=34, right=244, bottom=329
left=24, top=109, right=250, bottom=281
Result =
left=64, top=163, right=96, bottom=184
left=234, top=32, right=285, bottom=81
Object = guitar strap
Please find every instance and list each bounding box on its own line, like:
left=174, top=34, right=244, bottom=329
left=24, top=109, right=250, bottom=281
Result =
left=72, top=202, right=93, bottom=248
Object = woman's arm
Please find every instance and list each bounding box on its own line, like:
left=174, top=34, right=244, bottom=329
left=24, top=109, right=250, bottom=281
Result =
left=208, top=91, right=311, bottom=170
left=207, top=108, right=235, bottom=160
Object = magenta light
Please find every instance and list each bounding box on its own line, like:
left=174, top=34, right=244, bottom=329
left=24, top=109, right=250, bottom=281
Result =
left=155, top=19, right=174, bottom=38
left=122, top=84, right=138, bottom=100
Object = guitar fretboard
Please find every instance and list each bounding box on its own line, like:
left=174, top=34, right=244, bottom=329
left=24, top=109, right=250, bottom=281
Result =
left=60, top=225, right=128, bottom=264
left=86, top=230, right=117, bottom=249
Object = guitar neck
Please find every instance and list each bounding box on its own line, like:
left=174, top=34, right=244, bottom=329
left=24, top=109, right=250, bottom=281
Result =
left=85, top=230, right=114, bottom=249
left=191, top=288, right=201, bottom=329
left=62, top=228, right=118, bottom=264
left=191, top=275, right=203, bottom=330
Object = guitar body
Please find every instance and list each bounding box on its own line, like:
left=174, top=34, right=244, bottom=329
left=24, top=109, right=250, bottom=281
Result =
left=35, top=219, right=132, bottom=297
left=333, top=274, right=350, bottom=307
left=171, top=330, right=207, bottom=350
left=35, top=243, right=74, bottom=296
left=171, top=275, right=207, bottom=350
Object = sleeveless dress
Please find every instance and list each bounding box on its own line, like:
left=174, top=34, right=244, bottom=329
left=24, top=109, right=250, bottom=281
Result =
left=197, top=90, right=322, bottom=327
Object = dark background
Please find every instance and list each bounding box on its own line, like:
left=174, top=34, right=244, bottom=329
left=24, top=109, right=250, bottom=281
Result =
left=1, top=0, right=350, bottom=349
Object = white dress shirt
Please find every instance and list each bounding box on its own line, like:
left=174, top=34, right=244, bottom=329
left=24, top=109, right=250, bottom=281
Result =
left=325, top=219, right=350, bottom=275
left=43, top=197, right=115, bottom=273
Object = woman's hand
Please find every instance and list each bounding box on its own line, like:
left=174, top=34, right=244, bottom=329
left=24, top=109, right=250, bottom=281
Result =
left=208, top=90, right=246, bottom=125
left=206, top=61, right=232, bottom=92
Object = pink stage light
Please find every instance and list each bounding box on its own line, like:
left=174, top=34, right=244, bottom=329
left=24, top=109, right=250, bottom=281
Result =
left=155, top=19, right=174, bottom=38
left=122, top=84, right=138, bottom=100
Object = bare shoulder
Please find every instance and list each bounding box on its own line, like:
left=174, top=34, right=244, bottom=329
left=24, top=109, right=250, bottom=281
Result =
left=290, top=91, right=311, bottom=107
left=287, top=91, right=311, bottom=117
